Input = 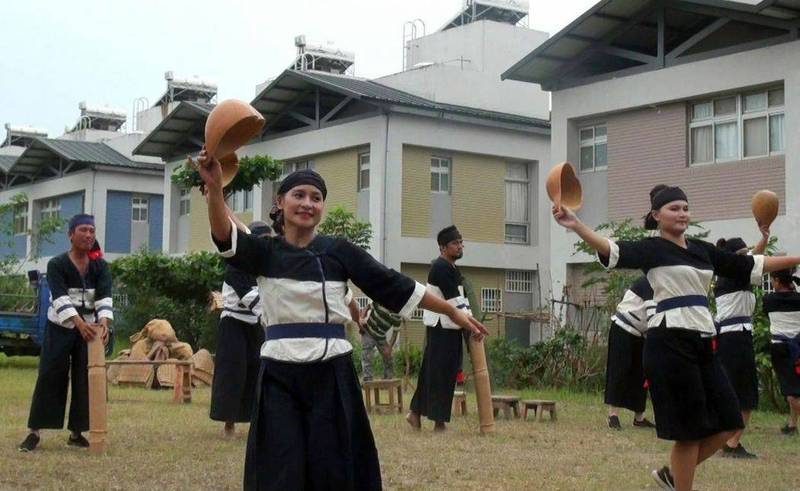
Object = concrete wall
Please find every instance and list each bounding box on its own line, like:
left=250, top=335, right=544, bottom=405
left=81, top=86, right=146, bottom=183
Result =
left=548, top=39, right=800, bottom=302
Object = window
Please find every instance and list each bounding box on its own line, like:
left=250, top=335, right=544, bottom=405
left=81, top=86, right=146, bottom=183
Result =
left=13, top=203, right=28, bottom=235
left=690, top=87, right=784, bottom=165
left=411, top=306, right=424, bottom=320
left=505, top=162, right=529, bottom=244
left=762, top=274, right=775, bottom=294
left=480, top=288, right=502, bottom=313
left=358, top=152, right=370, bottom=191
left=281, top=160, right=312, bottom=179
left=227, top=189, right=253, bottom=213
left=40, top=198, right=60, bottom=221
left=430, top=156, right=451, bottom=193
left=354, top=296, right=370, bottom=310
left=132, top=196, right=149, bottom=222
left=506, top=270, right=533, bottom=293
left=179, top=188, right=191, bottom=216
left=579, top=124, right=607, bottom=172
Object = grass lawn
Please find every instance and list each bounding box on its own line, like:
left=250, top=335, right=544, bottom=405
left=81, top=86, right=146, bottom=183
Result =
left=0, top=354, right=797, bottom=490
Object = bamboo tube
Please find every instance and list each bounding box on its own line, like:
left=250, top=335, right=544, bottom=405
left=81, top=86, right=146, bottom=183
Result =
left=87, top=326, right=107, bottom=454
left=468, top=337, right=495, bottom=434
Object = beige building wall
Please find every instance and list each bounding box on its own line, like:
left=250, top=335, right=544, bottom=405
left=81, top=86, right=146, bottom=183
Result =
left=312, top=147, right=359, bottom=218
left=452, top=153, right=505, bottom=243
left=187, top=188, right=255, bottom=252
left=606, top=102, right=786, bottom=222
left=401, top=145, right=433, bottom=238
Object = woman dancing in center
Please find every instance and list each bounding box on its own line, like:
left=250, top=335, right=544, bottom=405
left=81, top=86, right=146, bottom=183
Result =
left=197, top=150, right=487, bottom=491
left=553, top=184, right=800, bottom=491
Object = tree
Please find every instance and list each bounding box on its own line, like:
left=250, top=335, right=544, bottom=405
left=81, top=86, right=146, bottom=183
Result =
left=170, top=154, right=283, bottom=197
left=0, top=192, right=65, bottom=274
left=318, top=206, right=373, bottom=250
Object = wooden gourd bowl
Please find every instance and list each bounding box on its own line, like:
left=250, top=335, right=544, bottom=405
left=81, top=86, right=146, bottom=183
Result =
left=546, top=161, right=583, bottom=211
left=205, top=99, right=265, bottom=186
left=751, top=189, right=779, bottom=227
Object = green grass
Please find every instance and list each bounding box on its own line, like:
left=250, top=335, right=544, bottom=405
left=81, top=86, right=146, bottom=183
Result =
left=0, top=357, right=797, bottom=490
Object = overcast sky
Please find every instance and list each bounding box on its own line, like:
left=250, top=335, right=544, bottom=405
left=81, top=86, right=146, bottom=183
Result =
left=0, top=0, right=761, bottom=137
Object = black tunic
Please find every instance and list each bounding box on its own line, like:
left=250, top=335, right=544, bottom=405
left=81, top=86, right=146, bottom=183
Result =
left=763, top=291, right=800, bottom=397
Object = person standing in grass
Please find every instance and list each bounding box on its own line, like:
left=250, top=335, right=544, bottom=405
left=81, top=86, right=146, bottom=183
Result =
left=360, top=301, right=401, bottom=381
left=18, top=214, right=113, bottom=452
left=196, top=149, right=487, bottom=490
left=763, top=267, right=800, bottom=436
left=605, top=275, right=657, bottom=430
left=552, top=184, right=800, bottom=491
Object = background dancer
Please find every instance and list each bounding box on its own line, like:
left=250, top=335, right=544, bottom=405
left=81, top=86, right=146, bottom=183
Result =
left=360, top=302, right=401, bottom=381
left=552, top=184, right=800, bottom=491
left=605, top=276, right=656, bottom=430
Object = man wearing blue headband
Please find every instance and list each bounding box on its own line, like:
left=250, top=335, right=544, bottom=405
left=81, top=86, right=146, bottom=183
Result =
left=19, top=214, right=114, bottom=452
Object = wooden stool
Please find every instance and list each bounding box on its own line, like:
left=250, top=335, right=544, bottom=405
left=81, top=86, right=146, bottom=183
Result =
left=491, top=395, right=520, bottom=419
left=362, top=378, right=403, bottom=414
left=452, top=390, right=468, bottom=416
left=522, top=399, right=557, bottom=421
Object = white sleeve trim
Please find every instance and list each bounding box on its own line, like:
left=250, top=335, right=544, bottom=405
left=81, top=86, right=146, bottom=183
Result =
left=214, top=217, right=239, bottom=258
left=750, top=255, right=765, bottom=285
left=241, top=288, right=259, bottom=308
left=398, top=282, right=426, bottom=320
left=95, top=296, right=114, bottom=320
left=598, top=238, right=619, bottom=270
left=344, top=288, right=354, bottom=306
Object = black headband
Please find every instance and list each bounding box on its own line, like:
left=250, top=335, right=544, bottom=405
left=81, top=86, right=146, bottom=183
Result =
left=277, top=169, right=327, bottom=199
left=437, top=225, right=462, bottom=246
left=248, top=221, right=272, bottom=237
left=651, top=186, right=687, bottom=210
left=722, top=237, right=747, bottom=253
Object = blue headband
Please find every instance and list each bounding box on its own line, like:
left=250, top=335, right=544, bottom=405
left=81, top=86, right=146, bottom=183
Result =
left=68, top=214, right=95, bottom=233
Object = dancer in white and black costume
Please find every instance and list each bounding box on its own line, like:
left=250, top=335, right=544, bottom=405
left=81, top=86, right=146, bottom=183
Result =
left=763, top=267, right=800, bottom=436
left=605, top=276, right=656, bottom=430
left=713, top=231, right=768, bottom=459
left=553, top=184, right=800, bottom=491
left=196, top=149, right=487, bottom=491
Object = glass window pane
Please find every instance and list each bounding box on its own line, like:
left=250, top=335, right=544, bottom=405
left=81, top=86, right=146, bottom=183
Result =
left=770, top=113, right=785, bottom=152
left=440, top=173, right=450, bottom=192
left=691, top=126, right=712, bottom=163
left=714, top=97, right=737, bottom=116
left=595, top=143, right=607, bottom=167
left=430, top=158, right=439, bottom=169
left=715, top=122, right=738, bottom=161
left=441, top=159, right=450, bottom=171
left=360, top=169, right=369, bottom=190
left=768, top=88, right=784, bottom=107
left=595, top=125, right=607, bottom=138
left=579, top=128, right=593, bottom=142
left=506, top=162, right=527, bottom=180
left=580, top=146, right=594, bottom=171
left=744, top=117, right=768, bottom=157
left=743, top=93, right=767, bottom=113
left=505, top=224, right=528, bottom=243
left=431, top=172, right=439, bottom=192
left=692, top=102, right=712, bottom=120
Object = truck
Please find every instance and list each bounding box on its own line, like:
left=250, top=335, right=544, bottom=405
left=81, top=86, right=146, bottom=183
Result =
left=0, top=270, right=114, bottom=357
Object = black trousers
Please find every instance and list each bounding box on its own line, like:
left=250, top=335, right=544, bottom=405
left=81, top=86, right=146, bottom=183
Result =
left=244, top=354, right=381, bottom=491
left=604, top=321, right=647, bottom=413
left=27, top=321, right=89, bottom=433
left=410, top=325, right=463, bottom=423
left=210, top=316, right=265, bottom=423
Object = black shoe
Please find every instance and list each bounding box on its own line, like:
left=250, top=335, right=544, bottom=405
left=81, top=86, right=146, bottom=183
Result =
left=721, top=443, right=757, bottom=459
left=608, top=415, right=621, bottom=430
left=633, top=417, right=656, bottom=429
left=18, top=433, right=40, bottom=452
left=651, top=466, right=675, bottom=490
left=67, top=434, right=90, bottom=448
left=780, top=425, right=798, bottom=435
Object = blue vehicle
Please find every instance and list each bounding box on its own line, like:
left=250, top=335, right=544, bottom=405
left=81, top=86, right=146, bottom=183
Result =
left=0, top=271, right=114, bottom=357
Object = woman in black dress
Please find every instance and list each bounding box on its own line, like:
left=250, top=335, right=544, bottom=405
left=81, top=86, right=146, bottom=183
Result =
left=553, top=184, right=800, bottom=491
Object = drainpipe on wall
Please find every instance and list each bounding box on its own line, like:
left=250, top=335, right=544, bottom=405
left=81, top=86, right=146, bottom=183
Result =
left=381, top=111, right=390, bottom=263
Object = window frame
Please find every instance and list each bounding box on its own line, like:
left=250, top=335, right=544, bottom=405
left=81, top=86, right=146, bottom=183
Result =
left=480, top=288, right=502, bottom=313
left=689, top=87, right=785, bottom=166
left=578, top=124, right=608, bottom=173
left=40, top=198, right=60, bottom=222
left=13, top=203, right=28, bottom=235
left=179, top=188, right=191, bottom=216
left=131, top=196, right=149, bottom=223
left=505, top=270, right=533, bottom=293
left=430, top=156, right=452, bottom=194
left=358, top=152, right=370, bottom=191
left=504, top=161, right=530, bottom=244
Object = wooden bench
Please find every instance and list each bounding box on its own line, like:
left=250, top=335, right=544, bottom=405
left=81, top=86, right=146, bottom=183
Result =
left=452, top=390, right=468, bottom=416
left=105, top=360, right=194, bottom=404
left=491, top=395, right=520, bottom=419
left=521, top=399, right=557, bottom=421
left=363, top=378, right=402, bottom=414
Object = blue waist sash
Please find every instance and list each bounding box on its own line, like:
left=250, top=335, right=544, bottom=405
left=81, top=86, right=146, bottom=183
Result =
left=656, top=295, right=709, bottom=313
left=716, top=316, right=753, bottom=332
left=772, top=333, right=800, bottom=364
left=266, top=323, right=346, bottom=341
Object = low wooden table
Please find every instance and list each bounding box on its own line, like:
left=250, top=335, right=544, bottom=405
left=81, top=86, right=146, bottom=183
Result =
left=105, top=360, right=194, bottom=404
left=452, top=390, right=468, bottom=416
left=491, top=395, right=520, bottom=419
left=521, top=399, right=557, bottom=421
left=363, top=378, right=403, bottom=414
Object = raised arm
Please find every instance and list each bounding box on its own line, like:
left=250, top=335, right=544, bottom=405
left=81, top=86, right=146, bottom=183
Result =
left=764, top=256, right=800, bottom=274
left=751, top=224, right=770, bottom=255
left=196, top=148, right=231, bottom=243
left=552, top=205, right=610, bottom=258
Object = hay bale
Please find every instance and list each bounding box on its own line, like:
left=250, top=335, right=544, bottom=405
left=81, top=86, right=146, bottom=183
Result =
left=191, top=349, right=215, bottom=386
left=169, top=342, right=194, bottom=360
left=145, top=319, right=177, bottom=343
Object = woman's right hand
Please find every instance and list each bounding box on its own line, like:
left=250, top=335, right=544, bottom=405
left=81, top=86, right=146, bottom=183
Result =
left=552, top=204, right=579, bottom=229
left=196, top=147, right=223, bottom=192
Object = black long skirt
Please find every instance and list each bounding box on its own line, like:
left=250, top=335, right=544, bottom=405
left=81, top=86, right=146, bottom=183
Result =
left=770, top=342, right=800, bottom=397
left=643, top=327, right=744, bottom=441
left=27, top=321, right=89, bottom=432
left=244, top=354, right=381, bottom=491
left=210, top=316, right=265, bottom=422
left=604, top=321, right=647, bottom=413
left=410, top=325, right=463, bottom=423
left=716, top=330, right=759, bottom=411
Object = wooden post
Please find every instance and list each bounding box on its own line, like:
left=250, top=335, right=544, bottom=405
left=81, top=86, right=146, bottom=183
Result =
left=468, top=337, right=494, bottom=434
left=87, top=326, right=107, bottom=454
